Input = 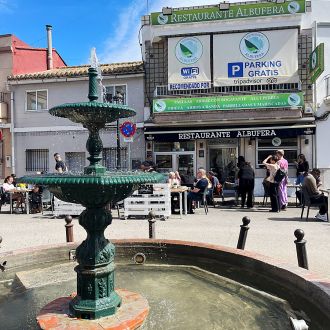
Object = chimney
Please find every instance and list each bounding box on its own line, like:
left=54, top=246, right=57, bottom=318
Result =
left=46, top=25, right=53, bottom=70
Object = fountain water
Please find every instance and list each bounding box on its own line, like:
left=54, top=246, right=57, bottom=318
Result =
left=17, top=64, right=164, bottom=328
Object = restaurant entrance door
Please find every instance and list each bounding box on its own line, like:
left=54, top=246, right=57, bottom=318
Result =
left=209, top=146, right=238, bottom=183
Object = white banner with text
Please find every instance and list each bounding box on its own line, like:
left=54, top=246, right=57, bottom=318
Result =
left=168, top=35, right=211, bottom=91
left=213, top=29, right=299, bottom=86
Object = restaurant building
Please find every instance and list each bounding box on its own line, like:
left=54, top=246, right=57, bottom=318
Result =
left=141, top=0, right=316, bottom=194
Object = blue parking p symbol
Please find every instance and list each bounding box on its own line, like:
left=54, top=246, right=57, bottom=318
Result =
left=228, top=62, right=243, bottom=77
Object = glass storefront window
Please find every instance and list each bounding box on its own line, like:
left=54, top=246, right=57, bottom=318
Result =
left=257, top=137, right=298, bottom=167
left=155, top=155, right=172, bottom=169
left=154, top=141, right=195, bottom=152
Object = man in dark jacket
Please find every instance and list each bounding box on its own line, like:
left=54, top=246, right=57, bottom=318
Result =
left=237, top=162, right=255, bottom=208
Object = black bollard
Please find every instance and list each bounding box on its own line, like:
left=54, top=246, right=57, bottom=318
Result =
left=148, top=211, right=156, bottom=239
left=237, top=216, right=250, bottom=250
left=65, top=215, right=74, bottom=243
left=294, top=229, right=309, bottom=269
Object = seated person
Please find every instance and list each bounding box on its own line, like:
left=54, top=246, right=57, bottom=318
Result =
left=2, top=175, right=24, bottom=210
left=168, top=171, right=181, bottom=213
left=168, top=171, right=181, bottom=187
left=296, top=170, right=321, bottom=205
left=206, top=171, right=220, bottom=205
left=187, top=169, right=209, bottom=214
left=29, top=185, right=42, bottom=214
left=302, top=168, right=328, bottom=221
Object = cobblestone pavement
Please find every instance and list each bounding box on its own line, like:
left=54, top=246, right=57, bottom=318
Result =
left=0, top=203, right=329, bottom=278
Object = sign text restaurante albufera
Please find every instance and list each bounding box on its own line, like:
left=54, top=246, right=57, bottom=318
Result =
left=178, top=129, right=277, bottom=140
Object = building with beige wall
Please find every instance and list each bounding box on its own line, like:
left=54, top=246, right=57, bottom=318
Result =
left=7, top=62, right=146, bottom=175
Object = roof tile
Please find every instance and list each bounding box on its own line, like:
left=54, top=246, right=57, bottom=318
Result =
left=8, top=61, right=144, bottom=80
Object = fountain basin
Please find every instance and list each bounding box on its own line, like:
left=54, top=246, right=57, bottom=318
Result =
left=1, top=240, right=329, bottom=329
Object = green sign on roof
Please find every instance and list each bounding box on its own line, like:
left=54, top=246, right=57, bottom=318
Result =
left=151, top=0, right=306, bottom=26
left=309, top=43, right=324, bottom=84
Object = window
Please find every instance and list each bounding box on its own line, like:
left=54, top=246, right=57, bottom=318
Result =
left=154, top=141, right=195, bottom=152
left=26, top=149, right=49, bottom=172
left=104, top=85, right=127, bottom=104
left=26, top=90, right=48, bottom=111
left=257, top=137, right=298, bottom=167
left=65, top=152, right=86, bottom=173
left=102, top=147, right=127, bottom=170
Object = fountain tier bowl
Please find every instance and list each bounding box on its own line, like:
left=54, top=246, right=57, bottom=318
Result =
left=1, top=240, right=330, bottom=329
left=19, top=172, right=164, bottom=206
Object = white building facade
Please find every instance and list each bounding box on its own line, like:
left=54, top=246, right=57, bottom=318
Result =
left=7, top=63, right=146, bottom=176
left=141, top=0, right=322, bottom=195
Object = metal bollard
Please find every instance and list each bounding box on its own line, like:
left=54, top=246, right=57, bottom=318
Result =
left=294, top=229, right=309, bottom=269
left=65, top=215, right=74, bottom=243
left=237, top=216, right=250, bottom=250
left=148, top=211, right=156, bottom=239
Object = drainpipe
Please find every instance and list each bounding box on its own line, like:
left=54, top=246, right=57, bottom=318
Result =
left=46, top=25, right=53, bottom=70
left=10, top=91, right=15, bottom=174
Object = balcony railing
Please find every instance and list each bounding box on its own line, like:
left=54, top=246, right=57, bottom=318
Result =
left=154, top=82, right=301, bottom=98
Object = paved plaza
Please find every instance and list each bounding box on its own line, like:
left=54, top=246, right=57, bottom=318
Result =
left=0, top=203, right=329, bottom=278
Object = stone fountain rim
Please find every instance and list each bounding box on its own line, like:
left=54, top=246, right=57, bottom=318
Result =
left=1, top=239, right=330, bottom=325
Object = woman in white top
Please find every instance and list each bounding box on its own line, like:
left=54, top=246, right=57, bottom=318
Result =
left=262, top=155, right=280, bottom=212
left=168, top=171, right=181, bottom=188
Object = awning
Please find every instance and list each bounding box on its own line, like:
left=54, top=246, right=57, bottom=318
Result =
left=144, top=124, right=316, bottom=142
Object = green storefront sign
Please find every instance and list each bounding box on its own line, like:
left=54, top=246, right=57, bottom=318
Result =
left=151, top=0, right=306, bottom=25
left=153, top=93, right=304, bottom=113
left=309, top=43, right=325, bottom=83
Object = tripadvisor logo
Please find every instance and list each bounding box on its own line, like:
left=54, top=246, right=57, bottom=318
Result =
left=288, top=93, right=301, bottom=106
left=288, top=1, right=300, bottom=14
left=240, top=32, right=269, bottom=60
left=157, top=13, right=168, bottom=24
left=154, top=100, right=167, bottom=112
left=175, top=37, right=203, bottom=65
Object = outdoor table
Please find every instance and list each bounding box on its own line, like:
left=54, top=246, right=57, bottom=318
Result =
left=9, top=189, right=32, bottom=214
left=170, top=186, right=188, bottom=217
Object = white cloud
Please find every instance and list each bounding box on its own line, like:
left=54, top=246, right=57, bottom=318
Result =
left=99, top=0, right=240, bottom=64
left=0, top=0, right=14, bottom=12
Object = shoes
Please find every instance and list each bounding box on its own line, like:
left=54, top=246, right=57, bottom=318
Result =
left=188, top=210, right=195, bottom=214
left=281, top=205, right=287, bottom=211
left=315, top=213, right=328, bottom=222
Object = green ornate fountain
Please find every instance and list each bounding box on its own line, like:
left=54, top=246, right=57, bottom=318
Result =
left=18, top=66, right=163, bottom=321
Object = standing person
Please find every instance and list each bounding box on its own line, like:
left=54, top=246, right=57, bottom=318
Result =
left=54, top=153, right=68, bottom=173
left=237, top=161, right=255, bottom=208
left=294, top=154, right=309, bottom=185
left=187, top=169, right=209, bottom=214
left=262, top=155, right=280, bottom=212
left=302, top=168, right=328, bottom=221
left=276, top=149, right=288, bottom=211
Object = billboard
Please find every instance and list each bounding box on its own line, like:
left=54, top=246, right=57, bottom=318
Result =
left=151, top=1, right=306, bottom=26
left=213, top=29, right=299, bottom=86
left=168, top=35, right=211, bottom=91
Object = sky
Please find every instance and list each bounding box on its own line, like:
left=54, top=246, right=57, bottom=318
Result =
left=0, top=0, right=239, bottom=66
